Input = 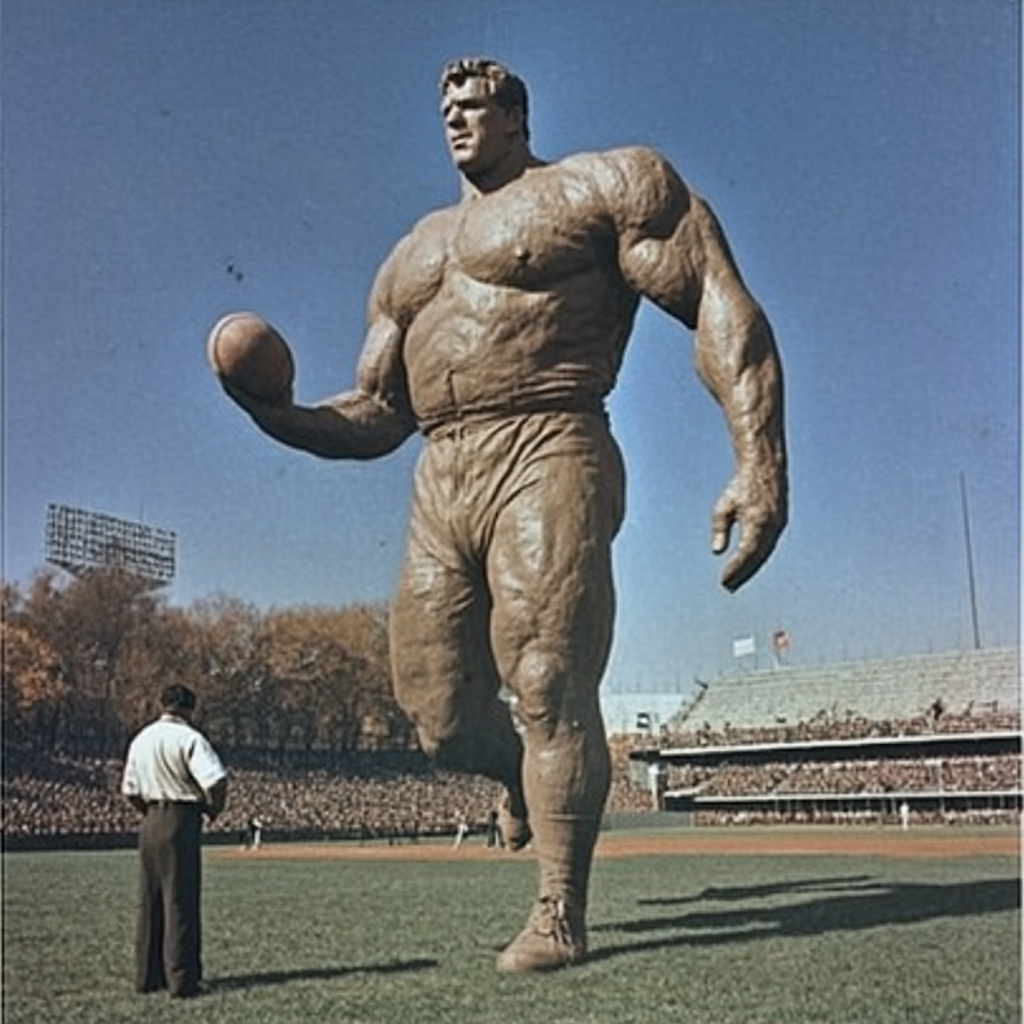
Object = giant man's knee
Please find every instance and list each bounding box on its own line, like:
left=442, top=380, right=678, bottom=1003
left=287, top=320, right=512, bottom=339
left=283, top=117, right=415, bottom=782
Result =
left=509, top=648, right=597, bottom=743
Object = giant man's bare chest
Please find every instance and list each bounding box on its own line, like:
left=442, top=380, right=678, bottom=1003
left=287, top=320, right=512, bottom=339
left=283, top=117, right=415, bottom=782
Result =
left=450, top=174, right=612, bottom=290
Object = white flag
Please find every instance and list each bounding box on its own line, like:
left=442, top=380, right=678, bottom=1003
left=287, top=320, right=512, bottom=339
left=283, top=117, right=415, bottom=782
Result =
left=733, top=635, right=756, bottom=658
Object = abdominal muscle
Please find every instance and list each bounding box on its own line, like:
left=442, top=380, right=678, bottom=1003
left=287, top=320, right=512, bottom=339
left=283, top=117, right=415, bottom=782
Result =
left=403, top=265, right=637, bottom=429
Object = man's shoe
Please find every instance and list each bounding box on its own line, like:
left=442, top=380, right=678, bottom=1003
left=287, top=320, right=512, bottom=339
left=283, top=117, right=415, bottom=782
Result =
left=169, top=980, right=208, bottom=999
left=496, top=789, right=531, bottom=852
left=495, top=897, right=586, bottom=973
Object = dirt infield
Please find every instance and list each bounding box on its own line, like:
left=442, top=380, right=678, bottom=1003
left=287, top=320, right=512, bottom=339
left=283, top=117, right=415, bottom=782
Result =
left=216, top=826, right=1020, bottom=863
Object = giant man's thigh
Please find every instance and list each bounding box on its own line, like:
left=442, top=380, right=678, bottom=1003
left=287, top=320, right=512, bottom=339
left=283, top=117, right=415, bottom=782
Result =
left=485, top=414, right=625, bottom=727
left=390, top=431, right=502, bottom=745
left=390, top=413, right=624, bottom=740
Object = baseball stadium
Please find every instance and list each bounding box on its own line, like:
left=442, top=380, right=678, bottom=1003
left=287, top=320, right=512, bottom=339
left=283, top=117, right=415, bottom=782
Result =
left=5, top=1, right=1020, bottom=1019
left=3, top=641, right=1020, bottom=849
left=3, top=556, right=1021, bottom=1023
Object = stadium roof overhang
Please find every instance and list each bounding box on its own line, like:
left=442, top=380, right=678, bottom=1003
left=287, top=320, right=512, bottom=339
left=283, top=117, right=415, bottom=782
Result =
left=630, top=730, right=1022, bottom=767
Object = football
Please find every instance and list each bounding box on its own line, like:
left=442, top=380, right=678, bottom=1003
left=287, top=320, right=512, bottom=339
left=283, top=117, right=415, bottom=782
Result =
left=207, top=312, right=294, bottom=403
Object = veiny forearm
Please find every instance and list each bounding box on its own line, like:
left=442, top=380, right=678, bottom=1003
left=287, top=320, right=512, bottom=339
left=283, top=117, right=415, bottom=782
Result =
left=248, top=391, right=416, bottom=460
left=696, top=286, right=788, bottom=590
left=694, top=282, right=786, bottom=477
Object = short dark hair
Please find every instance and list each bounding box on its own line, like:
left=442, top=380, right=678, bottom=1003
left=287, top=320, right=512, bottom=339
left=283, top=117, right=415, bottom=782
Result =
left=440, top=57, right=530, bottom=141
left=160, top=684, right=196, bottom=713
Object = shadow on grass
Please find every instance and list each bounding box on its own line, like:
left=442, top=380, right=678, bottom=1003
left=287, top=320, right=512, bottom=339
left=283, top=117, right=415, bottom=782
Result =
left=636, top=875, right=876, bottom=906
left=209, top=957, right=438, bottom=992
left=589, top=876, right=1020, bottom=963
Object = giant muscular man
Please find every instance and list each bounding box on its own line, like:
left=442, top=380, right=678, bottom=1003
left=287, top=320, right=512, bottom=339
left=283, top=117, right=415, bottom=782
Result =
left=218, top=57, right=788, bottom=972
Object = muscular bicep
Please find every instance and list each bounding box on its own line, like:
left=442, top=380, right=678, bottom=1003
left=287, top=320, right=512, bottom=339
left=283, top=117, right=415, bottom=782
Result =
left=597, top=148, right=700, bottom=327
left=621, top=186, right=773, bottom=394
left=608, top=150, right=777, bottom=412
left=255, top=209, right=448, bottom=458
left=602, top=148, right=752, bottom=332
left=354, top=212, right=448, bottom=413
left=353, top=314, right=411, bottom=414
left=620, top=194, right=756, bottom=335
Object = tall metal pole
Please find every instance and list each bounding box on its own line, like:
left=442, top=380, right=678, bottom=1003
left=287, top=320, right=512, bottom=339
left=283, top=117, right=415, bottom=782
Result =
left=959, top=471, right=981, bottom=650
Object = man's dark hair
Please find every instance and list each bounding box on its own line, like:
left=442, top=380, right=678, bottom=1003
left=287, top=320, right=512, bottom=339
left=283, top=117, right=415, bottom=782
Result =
left=440, top=57, right=530, bottom=141
left=161, top=684, right=196, bottom=713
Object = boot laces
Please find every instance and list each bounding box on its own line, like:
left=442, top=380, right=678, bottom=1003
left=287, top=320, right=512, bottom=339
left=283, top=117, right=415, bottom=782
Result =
left=532, top=897, right=575, bottom=947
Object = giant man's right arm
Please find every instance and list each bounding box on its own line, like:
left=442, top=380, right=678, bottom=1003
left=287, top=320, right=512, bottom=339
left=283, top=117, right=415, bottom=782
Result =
left=223, top=244, right=418, bottom=460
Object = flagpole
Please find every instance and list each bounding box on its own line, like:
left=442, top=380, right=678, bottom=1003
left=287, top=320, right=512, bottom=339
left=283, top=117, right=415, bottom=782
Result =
left=959, top=471, right=981, bottom=650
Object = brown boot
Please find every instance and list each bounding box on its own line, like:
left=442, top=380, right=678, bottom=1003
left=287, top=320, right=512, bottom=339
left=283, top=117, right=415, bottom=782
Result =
left=495, top=897, right=586, bottom=973
left=496, top=789, right=531, bottom=852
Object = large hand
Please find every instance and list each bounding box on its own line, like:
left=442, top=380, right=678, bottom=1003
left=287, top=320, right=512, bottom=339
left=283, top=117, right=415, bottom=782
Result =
left=208, top=311, right=295, bottom=420
left=710, top=464, right=787, bottom=592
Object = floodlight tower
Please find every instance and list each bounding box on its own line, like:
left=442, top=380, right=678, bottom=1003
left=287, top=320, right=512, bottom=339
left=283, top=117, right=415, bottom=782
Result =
left=45, top=504, right=177, bottom=588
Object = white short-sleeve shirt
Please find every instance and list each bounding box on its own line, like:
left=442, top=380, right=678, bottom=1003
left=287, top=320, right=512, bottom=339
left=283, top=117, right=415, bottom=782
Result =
left=122, top=713, right=226, bottom=803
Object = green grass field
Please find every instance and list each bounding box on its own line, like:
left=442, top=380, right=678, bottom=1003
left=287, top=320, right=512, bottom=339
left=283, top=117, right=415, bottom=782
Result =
left=2, top=830, right=1020, bottom=1024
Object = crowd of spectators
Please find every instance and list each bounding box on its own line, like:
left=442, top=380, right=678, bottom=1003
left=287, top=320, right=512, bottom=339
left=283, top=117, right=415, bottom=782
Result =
left=644, top=707, right=1022, bottom=827
left=219, top=761, right=504, bottom=842
left=650, top=706, right=1020, bottom=751
left=0, top=745, right=653, bottom=845
left=0, top=748, right=507, bottom=844
left=692, top=806, right=1019, bottom=827
left=2, top=703, right=1019, bottom=846
left=664, top=754, right=1021, bottom=798
left=2, top=752, right=136, bottom=839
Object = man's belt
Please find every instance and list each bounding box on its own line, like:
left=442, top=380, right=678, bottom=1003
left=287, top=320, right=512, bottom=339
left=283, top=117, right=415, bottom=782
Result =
left=418, top=392, right=606, bottom=435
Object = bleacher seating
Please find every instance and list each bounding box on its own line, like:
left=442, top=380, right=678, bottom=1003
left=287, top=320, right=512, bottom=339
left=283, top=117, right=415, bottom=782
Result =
left=673, top=648, right=1020, bottom=734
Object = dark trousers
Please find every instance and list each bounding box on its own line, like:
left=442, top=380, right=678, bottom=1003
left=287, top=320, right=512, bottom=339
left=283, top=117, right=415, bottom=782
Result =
left=135, top=804, right=203, bottom=996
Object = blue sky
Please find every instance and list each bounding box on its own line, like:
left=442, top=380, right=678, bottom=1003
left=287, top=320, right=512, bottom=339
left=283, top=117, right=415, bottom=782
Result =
left=2, top=0, right=1019, bottom=696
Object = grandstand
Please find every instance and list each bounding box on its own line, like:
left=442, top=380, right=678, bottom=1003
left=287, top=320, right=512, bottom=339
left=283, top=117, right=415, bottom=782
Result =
left=670, top=647, right=1019, bottom=735
left=3, top=649, right=1019, bottom=848
left=627, top=647, right=1021, bottom=827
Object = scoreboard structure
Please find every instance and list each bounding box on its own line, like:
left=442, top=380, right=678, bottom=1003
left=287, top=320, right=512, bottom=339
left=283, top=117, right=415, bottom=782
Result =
left=45, top=504, right=176, bottom=586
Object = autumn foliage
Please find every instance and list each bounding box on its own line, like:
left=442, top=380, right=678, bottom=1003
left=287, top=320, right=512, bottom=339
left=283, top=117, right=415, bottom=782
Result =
left=1, top=571, right=414, bottom=763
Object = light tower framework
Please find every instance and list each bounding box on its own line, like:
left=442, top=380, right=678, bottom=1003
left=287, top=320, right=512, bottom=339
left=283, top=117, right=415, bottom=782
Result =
left=45, top=503, right=177, bottom=586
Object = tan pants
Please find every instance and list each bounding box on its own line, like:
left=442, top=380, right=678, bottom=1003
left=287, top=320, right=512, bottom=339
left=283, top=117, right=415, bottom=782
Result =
left=391, top=410, right=624, bottom=902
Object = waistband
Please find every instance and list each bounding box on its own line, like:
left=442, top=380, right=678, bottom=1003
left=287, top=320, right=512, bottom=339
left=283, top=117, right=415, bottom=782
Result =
left=418, top=393, right=606, bottom=436
left=146, top=800, right=201, bottom=809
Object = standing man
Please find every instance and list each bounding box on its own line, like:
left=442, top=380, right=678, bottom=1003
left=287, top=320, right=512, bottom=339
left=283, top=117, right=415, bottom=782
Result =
left=247, top=813, right=264, bottom=850
left=216, top=57, right=787, bottom=971
left=122, top=684, right=227, bottom=998
left=453, top=813, right=471, bottom=848
left=486, top=808, right=502, bottom=849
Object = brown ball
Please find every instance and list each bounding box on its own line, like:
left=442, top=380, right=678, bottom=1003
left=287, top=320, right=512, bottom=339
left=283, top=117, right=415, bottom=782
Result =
left=207, top=312, right=294, bottom=402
